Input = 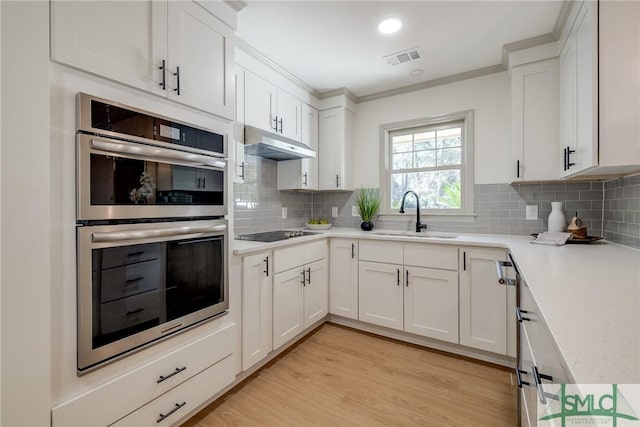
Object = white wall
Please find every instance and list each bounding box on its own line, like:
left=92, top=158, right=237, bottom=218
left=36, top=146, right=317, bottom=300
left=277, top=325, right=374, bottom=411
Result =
left=1, top=1, right=51, bottom=425
left=353, top=71, right=511, bottom=186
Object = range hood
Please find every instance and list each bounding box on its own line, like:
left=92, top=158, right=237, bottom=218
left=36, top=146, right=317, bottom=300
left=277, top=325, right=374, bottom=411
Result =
left=244, top=126, right=316, bottom=160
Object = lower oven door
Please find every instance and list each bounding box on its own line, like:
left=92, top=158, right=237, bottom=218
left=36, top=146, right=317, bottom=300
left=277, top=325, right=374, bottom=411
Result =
left=77, top=133, right=227, bottom=222
left=77, top=219, right=229, bottom=373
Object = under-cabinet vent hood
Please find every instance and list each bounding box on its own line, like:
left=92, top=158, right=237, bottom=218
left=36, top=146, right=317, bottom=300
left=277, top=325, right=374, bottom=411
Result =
left=244, top=126, right=316, bottom=160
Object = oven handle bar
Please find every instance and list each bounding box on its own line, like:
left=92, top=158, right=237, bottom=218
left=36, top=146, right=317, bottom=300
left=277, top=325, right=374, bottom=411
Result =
left=92, top=223, right=227, bottom=243
left=91, top=139, right=227, bottom=169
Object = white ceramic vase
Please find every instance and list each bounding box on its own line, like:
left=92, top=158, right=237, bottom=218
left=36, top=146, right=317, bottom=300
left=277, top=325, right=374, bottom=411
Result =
left=548, top=201, right=567, bottom=232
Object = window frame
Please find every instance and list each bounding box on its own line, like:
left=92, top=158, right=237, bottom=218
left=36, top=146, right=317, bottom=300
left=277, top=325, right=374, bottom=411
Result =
left=379, top=110, right=475, bottom=218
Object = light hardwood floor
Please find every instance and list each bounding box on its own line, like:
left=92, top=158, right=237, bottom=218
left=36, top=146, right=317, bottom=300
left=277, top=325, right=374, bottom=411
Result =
left=182, top=324, right=518, bottom=427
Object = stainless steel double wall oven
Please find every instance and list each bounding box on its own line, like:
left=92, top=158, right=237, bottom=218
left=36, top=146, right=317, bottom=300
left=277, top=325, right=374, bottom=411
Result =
left=76, top=93, right=229, bottom=372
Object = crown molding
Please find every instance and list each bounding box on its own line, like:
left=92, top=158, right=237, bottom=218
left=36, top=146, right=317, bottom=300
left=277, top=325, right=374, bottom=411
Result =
left=236, top=38, right=320, bottom=97
left=553, top=0, right=576, bottom=40
left=501, top=33, right=556, bottom=68
left=317, top=88, right=359, bottom=104
left=356, top=64, right=504, bottom=104
left=224, top=0, right=247, bottom=12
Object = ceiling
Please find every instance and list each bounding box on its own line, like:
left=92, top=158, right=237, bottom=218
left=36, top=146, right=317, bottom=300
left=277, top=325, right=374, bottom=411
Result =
left=235, top=1, right=565, bottom=99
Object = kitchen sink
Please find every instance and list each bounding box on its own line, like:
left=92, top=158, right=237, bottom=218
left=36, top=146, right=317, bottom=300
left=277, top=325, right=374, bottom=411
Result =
left=372, top=231, right=459, bottom=239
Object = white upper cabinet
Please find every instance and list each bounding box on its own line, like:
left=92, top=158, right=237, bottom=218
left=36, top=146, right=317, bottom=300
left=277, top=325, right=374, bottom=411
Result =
left=166, top=1, right=235, bottom=118
left=318, top=106, right=354, bottom=190
left=510, top=58, right=560, bottom=181
left=51, top=0, right=235, bottom=119
left=277, top=103, right=319, bottom=190
left=243, top=71, right=302, bottom=142
left=597, top=0, right=640, bottom=174
left=560, top=0, right=598, bottom=177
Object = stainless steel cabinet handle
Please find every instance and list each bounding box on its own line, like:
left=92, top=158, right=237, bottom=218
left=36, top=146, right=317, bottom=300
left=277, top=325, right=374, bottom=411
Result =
left=307, top=267, right=311, bottom=284
left=157, top=366, right=187, bottom=384
left=92, top=223, right=226, bottom=243
left=303, top=172, right=308, bottom=186
left=173, top=66, right=181, bottom=96
left=351, top=243, right=355, bottom=259
left=159, top=59, right=166, bottom=90
left=301, top=269, right=306, bottom=286
left=272, top=116, right=278, bottom=132
left=239, top=161, right=245, bottom=180
left=278, top=117, right=283, bottom=134
left=532, top=366, right=553, bottom=404
left=157, top=402, right=186, bottom=423
left=495, top=261, right=517, bottom=286
left=90, top=138, right=227, bottom=168
left=336, top=174, right=340, bottom=188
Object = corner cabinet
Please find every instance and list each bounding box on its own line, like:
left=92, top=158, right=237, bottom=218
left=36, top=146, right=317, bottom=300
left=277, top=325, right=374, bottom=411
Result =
left=318, top=107, right=354, bottom=190
left=510, top=58, right=560, bottom=181
left=559, top=0, right=598, bottom=177
left=244, top=71, right=302, bottom=142
left=329, top=239, right=359, bottom=319
left=459, top=248, right=516, bottom=357
left=277, top=103, right=319, bottom=190
left=241, top=252, right=272, bottom=371
left=51, top=0, right=235, bottom=119
left=272, top=241, right=328, bottom=350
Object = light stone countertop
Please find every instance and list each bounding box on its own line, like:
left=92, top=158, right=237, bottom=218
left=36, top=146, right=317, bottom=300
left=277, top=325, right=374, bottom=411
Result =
left=233, top=227, right=640, bottom=384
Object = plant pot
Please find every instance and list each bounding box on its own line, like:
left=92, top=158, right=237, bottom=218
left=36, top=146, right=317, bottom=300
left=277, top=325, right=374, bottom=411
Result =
left=360, top=221, right=374, bottom=231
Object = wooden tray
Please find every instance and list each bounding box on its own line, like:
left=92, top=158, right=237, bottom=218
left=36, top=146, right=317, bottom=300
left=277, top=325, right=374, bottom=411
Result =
left=530, top=234, right=603, bottom=244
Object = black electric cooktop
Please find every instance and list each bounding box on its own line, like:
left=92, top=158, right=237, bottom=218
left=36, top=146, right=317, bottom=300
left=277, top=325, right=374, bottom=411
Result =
left=236, top=230, right=321, bottom=242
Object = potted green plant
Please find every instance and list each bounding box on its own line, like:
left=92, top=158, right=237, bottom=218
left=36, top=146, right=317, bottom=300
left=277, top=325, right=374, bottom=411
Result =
left=355, top=187, right=381, bottom=231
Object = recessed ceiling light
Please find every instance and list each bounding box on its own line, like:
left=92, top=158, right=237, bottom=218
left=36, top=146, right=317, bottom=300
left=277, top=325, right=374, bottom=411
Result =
left=378, top=18, right=402, bottom=34
left=410, top=69, right=424, bottom=77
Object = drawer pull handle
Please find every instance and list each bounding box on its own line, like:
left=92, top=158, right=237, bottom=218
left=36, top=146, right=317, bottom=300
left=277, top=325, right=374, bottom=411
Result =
left=126, top=276, right=144, bottom=284
left=157, top=401, right=186, bottom=423
left=532, top=365, right=553, bottom=404
left=157, top=366, right=187, bottom=384
left=516, top=307, right=531, bottom=322
left=125, top=308, right=144, bottom=316
left=515, top=366, right=529, bottom=388
left=495, top=260, right=516, bottom=286
left=127, top=251, right=145, bottom=258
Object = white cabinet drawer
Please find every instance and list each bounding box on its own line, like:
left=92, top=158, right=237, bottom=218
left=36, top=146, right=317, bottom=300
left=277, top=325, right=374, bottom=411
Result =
left=304, top=240, right=328, bottom=264
left=358, top=240, right=403, bottom=264
left=519, top=283, right=570, bottom=384
left=403, top=243, right=458, bottom=270
left=274, top=245, right=304, bottom=274
left=52, top=323, right=235, bottom=427
left=112, top=354, right=235, bottom=426
left=273, top=240, right=327, bottom=274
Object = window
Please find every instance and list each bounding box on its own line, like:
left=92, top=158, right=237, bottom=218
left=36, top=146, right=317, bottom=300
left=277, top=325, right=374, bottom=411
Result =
left=382, top=111, right=474, bottom=216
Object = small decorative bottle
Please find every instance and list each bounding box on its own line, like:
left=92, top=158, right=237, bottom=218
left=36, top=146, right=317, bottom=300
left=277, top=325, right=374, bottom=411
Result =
left=548, top=202, right=567, bottom=232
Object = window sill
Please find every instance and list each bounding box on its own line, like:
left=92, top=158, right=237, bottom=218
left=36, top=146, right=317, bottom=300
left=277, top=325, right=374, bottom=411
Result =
left=379, top=212, right=477, bottom=223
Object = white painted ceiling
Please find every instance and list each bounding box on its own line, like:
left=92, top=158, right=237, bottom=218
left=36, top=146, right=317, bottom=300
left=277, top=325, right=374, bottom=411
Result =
left=236, top=1, right=564, bottom=98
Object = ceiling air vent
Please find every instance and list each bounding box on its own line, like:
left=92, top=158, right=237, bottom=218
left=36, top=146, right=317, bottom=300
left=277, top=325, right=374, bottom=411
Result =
left=383, top=47, right=423, bottom=66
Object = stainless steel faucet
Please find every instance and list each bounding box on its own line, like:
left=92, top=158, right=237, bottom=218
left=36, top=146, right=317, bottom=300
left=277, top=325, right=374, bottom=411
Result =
left=399, top=190, right=428, bottom=233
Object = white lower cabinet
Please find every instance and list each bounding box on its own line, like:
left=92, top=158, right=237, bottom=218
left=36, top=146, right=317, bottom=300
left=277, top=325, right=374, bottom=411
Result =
left=358, top=261, right=404, bottom=330
left=459, top=248, right=516, bottom=356
left=404, top=266, right=459, bottom=344
left=272, top=241, right=328, bottom=350
left=113, top=355, right=235, bottom=426
left=241, top=252, right=272, bottom=371
left=329, top=239, right=358, bottom=320
left=51, top=324, right=235, bottom=426
left=358, top=241, right=459, bottom=343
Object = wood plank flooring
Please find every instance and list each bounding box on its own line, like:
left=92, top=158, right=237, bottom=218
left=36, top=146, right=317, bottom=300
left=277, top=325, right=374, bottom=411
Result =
left=182, top=324, right=517, bottom=427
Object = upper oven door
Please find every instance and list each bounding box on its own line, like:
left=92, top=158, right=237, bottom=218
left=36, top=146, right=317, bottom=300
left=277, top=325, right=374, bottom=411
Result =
left=77, top=134, right=227, bottom=221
